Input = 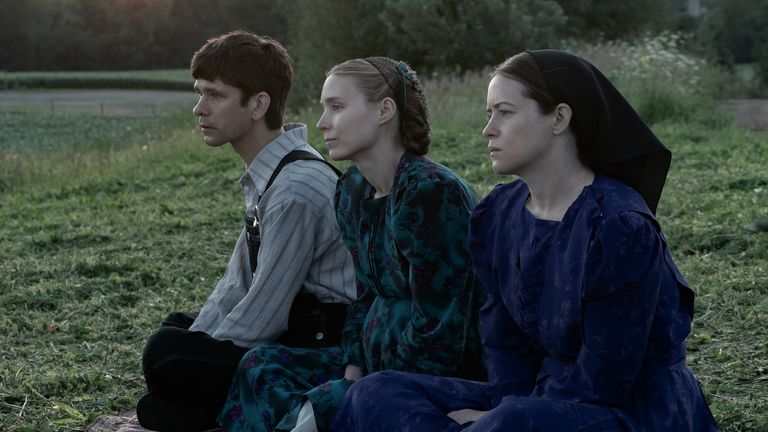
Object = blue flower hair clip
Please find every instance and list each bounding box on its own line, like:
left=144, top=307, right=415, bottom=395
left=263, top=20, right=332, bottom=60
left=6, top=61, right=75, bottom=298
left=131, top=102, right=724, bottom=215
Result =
left=395, top=62, right=413, bottom=110
left=395, top=62, right=414, bottom=82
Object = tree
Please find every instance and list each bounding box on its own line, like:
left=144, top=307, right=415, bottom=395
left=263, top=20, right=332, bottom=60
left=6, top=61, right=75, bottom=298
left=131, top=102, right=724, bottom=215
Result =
left=556, top=0, right=673, bottom=39
left=285, top=0, right=567, bottom=103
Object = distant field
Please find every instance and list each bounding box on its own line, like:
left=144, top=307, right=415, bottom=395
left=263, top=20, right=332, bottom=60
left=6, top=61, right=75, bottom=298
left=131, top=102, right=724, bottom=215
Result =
left=0, top=109, right=193, bottom=192
left=0, top=89, right=198, bottom=116
left=0, top=69, right=191, bottom=90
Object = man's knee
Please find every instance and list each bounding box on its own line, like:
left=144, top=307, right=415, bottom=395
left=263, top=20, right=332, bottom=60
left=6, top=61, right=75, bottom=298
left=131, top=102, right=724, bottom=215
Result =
left=142, top=325, right=188, bottom=373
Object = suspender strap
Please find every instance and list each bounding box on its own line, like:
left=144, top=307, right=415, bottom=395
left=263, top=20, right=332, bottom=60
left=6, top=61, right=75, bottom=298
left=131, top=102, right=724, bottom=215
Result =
left=245, top=149, right=341, bottom=272
left=262, top=150, right=342, bottom=201
left=244, top=149, right=347, bottom=348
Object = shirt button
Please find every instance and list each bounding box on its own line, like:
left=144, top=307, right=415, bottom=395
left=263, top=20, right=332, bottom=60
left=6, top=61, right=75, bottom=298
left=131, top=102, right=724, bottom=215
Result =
left=315, top=332, right=324, bottom=340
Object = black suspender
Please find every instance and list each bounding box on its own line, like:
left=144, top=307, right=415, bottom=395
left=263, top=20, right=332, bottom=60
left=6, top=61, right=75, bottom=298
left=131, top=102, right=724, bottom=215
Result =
left=244, top=150, right=342, bottom=272
left=242, top=150, right=347, bottom=348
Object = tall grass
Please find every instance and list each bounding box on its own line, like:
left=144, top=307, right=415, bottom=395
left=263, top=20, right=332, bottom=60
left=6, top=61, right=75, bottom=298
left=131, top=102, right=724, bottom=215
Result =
left=1, top=39, right=767, bottom=431
left=562, top=33, right=747, bottom=124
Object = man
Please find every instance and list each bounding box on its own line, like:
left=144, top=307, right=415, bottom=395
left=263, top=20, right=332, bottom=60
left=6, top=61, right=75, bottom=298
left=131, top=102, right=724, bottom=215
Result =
left=137, top=31, right=356, bottom=431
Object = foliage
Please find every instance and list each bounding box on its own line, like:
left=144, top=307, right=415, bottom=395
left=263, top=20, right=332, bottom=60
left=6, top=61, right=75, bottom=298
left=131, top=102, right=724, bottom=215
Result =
left=556, top=0, right=674, bottom=39
left=0, top=0, right=682, bottom=101
left=562, top=32, right=744, bottom=123
left=695, top=0, right=768, bottom=64
left=285, top=0, right=567, bottom=104
left=693, top=0, right=768, bottom=88
left=0, top=0, right=287, bottom=71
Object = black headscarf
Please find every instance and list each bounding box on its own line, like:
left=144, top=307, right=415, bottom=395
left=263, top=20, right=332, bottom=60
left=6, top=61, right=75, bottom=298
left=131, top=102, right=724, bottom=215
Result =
left=528, top=49, right=671, bottom=214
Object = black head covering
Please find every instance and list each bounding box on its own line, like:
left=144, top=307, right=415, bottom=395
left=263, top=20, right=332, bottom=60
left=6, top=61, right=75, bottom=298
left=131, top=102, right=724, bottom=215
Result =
left=527, top=49, right=671, bottom=214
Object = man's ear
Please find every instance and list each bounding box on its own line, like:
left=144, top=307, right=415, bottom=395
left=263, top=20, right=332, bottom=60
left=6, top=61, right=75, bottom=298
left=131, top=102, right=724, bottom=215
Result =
left=552, top=102, right=572, bottom=135
left=378, top=97, right=397, bottom=125
left=250, top=92, right=271, bottom=121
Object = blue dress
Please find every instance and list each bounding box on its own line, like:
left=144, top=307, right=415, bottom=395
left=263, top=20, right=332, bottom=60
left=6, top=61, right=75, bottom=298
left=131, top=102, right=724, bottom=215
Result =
left=333, top=176, right=719, bottom=431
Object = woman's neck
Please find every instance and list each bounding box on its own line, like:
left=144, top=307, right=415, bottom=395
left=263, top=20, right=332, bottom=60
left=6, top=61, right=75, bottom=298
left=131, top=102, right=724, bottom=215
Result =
left=354, top=140, right=406, bottom=198
left=523, top=162, right=595, bottom=222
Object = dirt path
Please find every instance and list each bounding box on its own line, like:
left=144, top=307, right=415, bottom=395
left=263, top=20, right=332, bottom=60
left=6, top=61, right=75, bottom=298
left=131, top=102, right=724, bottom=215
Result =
left=722, top=99, right=768, bottom=131
left=0, top=89, right=198, bottom=116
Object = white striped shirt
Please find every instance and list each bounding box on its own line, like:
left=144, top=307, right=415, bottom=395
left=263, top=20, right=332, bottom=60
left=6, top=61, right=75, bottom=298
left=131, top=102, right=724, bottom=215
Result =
left=189, top=124, right=356, bottom=347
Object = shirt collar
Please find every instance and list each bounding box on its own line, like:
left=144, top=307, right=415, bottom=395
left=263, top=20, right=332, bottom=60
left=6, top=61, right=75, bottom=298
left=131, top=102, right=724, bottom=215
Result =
left=239, top=123, right=309, bottom=195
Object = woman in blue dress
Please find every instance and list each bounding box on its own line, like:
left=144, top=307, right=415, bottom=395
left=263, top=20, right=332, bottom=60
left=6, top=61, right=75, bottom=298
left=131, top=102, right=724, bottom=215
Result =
left=333, top=50, right=719, bottom=431
left=218, top=57, right=485, bottom=431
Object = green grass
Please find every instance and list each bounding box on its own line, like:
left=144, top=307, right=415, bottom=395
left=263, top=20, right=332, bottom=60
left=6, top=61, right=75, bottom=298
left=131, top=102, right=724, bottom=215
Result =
left=1, top=72, right=767, bottom=431
left=0, top=69, right=191, bottom=91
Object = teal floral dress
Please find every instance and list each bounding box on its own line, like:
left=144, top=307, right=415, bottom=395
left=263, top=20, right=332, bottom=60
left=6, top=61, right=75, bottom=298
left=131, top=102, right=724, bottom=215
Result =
left=218, top=154, right=486, bottom=431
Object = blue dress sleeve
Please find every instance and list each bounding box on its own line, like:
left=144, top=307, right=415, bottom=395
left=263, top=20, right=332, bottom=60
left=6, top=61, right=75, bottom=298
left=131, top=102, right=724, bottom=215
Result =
left=549, top=211, right=664, bottom=405
left=384, top=176, right=480, bottom=375
left=471, top=191, right=544, bottom=406
left=481, top=281, right=545, bottom=406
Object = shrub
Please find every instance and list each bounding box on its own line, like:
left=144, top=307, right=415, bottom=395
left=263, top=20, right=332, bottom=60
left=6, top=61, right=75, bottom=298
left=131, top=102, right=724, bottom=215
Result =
left=563, top=33, right=729, bottom=124
left=284, top=0, right=567, bottom=104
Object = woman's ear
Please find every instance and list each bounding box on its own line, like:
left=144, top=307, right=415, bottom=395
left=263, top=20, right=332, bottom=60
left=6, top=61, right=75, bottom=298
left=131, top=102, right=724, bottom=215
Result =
left=552, top=103, right=572, bottom=135
left=378, top=97, right=397, bottom=125
left=250, top=91, right=271, bottom=121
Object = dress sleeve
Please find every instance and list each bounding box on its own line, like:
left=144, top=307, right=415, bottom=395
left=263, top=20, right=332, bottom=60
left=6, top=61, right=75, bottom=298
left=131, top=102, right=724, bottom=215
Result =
left=480, top=280, right=544, bottom=406
left=550, top=211, right=664, bottom=405
left=339, top=279, right=372, bottom=369
left=333, top=171, right=372, bottom=370
left=383, top=178, right=480, bottom=375
left=470, top=192, right=544, bottom=406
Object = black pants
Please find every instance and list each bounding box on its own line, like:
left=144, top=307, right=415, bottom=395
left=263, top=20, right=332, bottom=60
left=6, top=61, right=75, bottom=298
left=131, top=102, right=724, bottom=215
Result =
left=137, top=312, right=249, bottom=431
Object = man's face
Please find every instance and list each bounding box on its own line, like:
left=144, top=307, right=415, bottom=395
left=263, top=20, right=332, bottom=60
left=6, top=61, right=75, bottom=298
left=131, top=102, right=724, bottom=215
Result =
left=193, top=78, right=254, bottom=147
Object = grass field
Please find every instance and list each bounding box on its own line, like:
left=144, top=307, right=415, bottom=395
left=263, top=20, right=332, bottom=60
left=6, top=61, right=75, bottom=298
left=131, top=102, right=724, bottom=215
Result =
left=1, top=69, right=191, bottom=91
left=1, top=62, right=767, bottom=430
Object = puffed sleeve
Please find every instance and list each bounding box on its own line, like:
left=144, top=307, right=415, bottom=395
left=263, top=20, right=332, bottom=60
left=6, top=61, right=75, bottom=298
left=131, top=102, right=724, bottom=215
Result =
left=333, top=171, right=371, bottom=370
left=549, top=210, right=664, bottom=405
left=339, top=279, right=371, bottom=369
left=383, top=176, right=480, bottom=375
left=470, top=190, right=544, bottom=406
left=480, top=281, right=545, bottom=406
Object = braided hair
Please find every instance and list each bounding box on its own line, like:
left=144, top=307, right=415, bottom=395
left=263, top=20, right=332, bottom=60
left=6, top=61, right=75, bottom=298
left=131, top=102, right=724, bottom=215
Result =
left=328, top=57, right=430, bottom=155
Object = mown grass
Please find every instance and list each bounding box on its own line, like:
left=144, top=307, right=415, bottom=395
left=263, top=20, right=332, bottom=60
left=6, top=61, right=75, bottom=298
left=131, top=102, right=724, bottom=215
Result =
left=1, top=65, right=768, bottom=431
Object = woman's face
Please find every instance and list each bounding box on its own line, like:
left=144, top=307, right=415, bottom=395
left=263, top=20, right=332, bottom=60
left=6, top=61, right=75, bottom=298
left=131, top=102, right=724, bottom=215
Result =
left=483, top=74, right=557, bottom=176
left=317, top=74, right=381, bottom=162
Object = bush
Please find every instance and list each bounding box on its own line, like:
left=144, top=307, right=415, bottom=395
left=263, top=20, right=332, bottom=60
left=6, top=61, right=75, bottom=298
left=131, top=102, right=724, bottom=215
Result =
left=284, top=0, right=567, bottom=104
left=563, top=33, right=730, bottom=124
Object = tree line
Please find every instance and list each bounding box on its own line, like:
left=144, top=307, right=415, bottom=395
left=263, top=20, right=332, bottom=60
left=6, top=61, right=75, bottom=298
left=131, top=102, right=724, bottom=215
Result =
left=2, top=0, right=766, bottom=98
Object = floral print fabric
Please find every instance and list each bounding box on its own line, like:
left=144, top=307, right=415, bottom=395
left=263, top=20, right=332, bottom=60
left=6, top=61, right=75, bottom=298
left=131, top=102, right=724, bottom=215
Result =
left=219, top=154, right=485, bottom=431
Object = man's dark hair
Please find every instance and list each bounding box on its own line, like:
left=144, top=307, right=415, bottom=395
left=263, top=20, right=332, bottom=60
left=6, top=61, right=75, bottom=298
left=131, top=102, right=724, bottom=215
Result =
left=191, top=30, right=293, bottom=130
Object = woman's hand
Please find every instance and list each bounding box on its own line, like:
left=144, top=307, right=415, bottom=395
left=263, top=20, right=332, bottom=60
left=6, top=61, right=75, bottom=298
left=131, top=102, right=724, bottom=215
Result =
left=447, top=409, right=487, bottom=425
left=344, top=364, right=363, bottom=381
